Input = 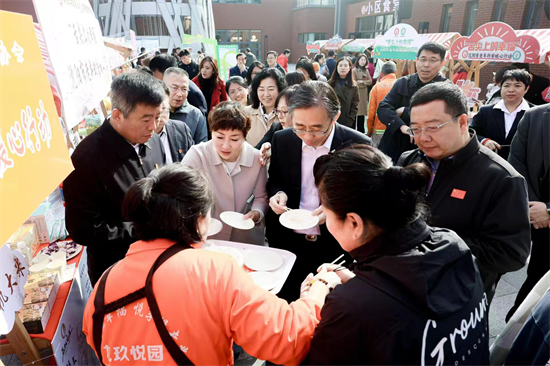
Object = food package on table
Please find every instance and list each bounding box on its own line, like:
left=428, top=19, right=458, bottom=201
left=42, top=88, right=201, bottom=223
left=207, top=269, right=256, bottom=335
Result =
left=24, top=203, right=55, bottom=244
left=18, top=301, right=52, bottom=334
left=4, top=223, right=39, bottom=255
left=24, top=272, right=60, bottom=296
left=24, top=284, right=58, bottom=306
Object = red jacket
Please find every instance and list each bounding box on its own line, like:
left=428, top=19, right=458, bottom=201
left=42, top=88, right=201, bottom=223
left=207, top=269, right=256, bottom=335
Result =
left=192, top=76, right=228, bottom=112
left=277, top=54, right=289, bottom=72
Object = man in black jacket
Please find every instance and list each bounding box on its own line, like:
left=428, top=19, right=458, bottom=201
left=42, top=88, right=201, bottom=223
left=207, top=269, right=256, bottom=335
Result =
left=178, top=49, right=199, bottom=79
left=506, top=103, right=550, bottom=321
left=378, top=42, right=451, bottom=163
left=64, top=73, right=166, bottom=284
left=397, top=83, right=530, bottom=303
left=229, top=53, right=248, bottom=78
left=267, top=81, right=370, bottom=301
left=470, top=69, right=534, bottom=160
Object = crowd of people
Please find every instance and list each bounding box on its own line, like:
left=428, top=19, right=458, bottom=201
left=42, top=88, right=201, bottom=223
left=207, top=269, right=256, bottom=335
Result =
left=63, top=42, right=549, bottom=365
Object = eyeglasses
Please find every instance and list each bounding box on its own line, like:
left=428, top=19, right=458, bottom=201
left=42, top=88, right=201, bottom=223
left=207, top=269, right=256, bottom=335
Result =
left=274, top=108, right=288, bottom=117
left=417, top=57, right=442, bottom=65
left=292, top=123, right=332, bottom=137
left=408, top=116, right=460, bottom=137
left=169, top=85, right=189, bottom=94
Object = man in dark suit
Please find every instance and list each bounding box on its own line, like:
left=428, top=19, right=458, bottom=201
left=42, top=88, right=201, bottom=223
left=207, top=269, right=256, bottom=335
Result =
left=470, top=69, right=534, bottom=160
left=506, top=103, right=550, bottom=321
left=156, top=86, right=194, bottom=163
left=178, top=49, right=200, bottom=80
left=378, top=42, right=451, bottom=163
left=229, top=53, right=248, bottom=78
left=64, top=73, right=166, bottom=284
left=267, top=81, right=371, bottom=301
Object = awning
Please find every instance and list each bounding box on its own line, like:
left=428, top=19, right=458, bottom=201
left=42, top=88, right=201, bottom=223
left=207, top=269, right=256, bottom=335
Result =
left=516, top=28, right=550, bottom=63
left=343, top=38, right=376, bottom=53
left=423, top=32, right=461, bottom=49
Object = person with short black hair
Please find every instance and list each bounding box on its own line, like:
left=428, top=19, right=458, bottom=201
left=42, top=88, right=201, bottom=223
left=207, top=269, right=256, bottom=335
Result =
left=277, top=49, right=291, bottom=73
left=285, top=71, right=306, bottom=86
left=485, top=65, right=518, bottom=106
left=512, top=62, right=550, bottom=105
left=192, top=56, right=229, bottom=122
left=314, top=53, right=329, bottom=78
left=244, top=68, right=287, bottom=146
left=296, top=58, right=318, bottom=81
left=305, top=145, right=490, bottom=364
left=164, top=67, right=208, bottom=143
left=352, top=53, right=373, bottom=133
left=246, top=61, right=265, bottom=86
left=196, top=49, right=205, bottom=64
left=266, top=50, right=286, bottom=75
left=397, top=82, right=531, bottom=303
left=329, top=57, right=359, bottom=129
left=229, top=52, right=248, bottom=78
left=64, top=72, right=166, bottom=285
left=137, top=47, right=147, bottom=66
left=267, top=80, right=371, bottom=301
left=378, top=41, right=450, bottom=163
left=470, top=69, right=534, bottom=160
left=183, top=101, right=268, bottom=245
left=325, top=50, right=337, bottom=78
left=226, top=76, right=249, bottom=107
left=82, top=163, right=341, bottom=365
left=178, top=49, right=200, bottom=79
left=244, top=47, right=257, bottom=68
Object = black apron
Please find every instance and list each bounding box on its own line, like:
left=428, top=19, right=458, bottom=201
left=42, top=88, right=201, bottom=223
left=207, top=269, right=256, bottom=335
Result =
left=92, top=243, right=194, bottom=365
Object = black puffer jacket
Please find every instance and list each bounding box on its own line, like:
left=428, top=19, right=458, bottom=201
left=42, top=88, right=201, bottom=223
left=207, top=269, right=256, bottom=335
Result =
left=306, top=220, right=490, bottom=365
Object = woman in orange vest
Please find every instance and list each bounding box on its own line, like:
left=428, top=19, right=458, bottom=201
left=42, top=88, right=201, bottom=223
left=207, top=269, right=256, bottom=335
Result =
left=82, top=164, right=340, bottom=365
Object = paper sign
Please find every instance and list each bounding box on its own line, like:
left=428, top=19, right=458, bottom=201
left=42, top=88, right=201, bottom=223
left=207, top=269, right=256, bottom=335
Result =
left=0, top=245, right=28, bottom=334
left=306, top=42, right=320, bottom=54
left=325, top=35, right=343, bottom=51
left=218, top=44, right=239, bottom=81
left=0, top=11, right=74, bottom=246
left=33, top=0, right=112, bottom=129
left=183, top=34, right=218, bottom=58
left=449, top=22, right=540, bottom=63
left=372, top=23, right=428, bottom=60
left=456, top=80, right=481, bottom=108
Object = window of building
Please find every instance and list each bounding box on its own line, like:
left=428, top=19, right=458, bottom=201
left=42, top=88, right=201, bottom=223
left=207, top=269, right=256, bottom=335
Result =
left=133, top=15, right=169, bottom=36
left=216, top=29, right=262, bottom=60
left=298, top=33, right=327, bottom=44
left=355, top=13, right=394, bottom=39
left=492, top=0, right=508, bottom=21
left=441, top=4, right=453, bottom=32
left=523, top=0, right=544, bottom=29
left=464, top=1, right=478, bottom=36
left=418, top=21, right=429, bottom=34
left=212, top=0, right=261, bottom=3
left=181, top=16, right=191, bottom=35
left=295, top=0, right=335, bottom=7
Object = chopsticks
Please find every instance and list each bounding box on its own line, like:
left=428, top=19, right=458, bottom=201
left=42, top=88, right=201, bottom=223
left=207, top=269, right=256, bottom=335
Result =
left=330, top=254, right=344, bottom=265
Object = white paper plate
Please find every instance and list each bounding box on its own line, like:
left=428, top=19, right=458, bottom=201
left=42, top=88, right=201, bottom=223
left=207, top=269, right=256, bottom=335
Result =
left=208, top=218, right=223, bottom=236
left=244, top=250, right=284, bottom=271
left=248, top=271, right=279, bottom=291
left=279, top=209, right=319, bottom=230
left=203, top=245, right=244, bottom=267
left=38, top=241, right=83, bottom=260
left=220, top=211, right=254, bottom=230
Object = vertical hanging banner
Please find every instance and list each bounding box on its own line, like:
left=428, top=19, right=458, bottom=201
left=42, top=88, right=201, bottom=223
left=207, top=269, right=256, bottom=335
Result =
left=0, top=11, right=74, bottom=246
left=33, top=0, right=112, bottom=129
left=183, top=34, right=219, bottom=59
left=449, top=22, right=541, bottom=63
left=218, top=44, right=239, bottom=81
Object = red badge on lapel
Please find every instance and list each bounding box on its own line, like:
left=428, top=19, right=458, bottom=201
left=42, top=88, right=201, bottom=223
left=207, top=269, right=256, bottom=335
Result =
left=179, top=149, right=183, bottom=153
left=451, top=189, right=466, bottom=200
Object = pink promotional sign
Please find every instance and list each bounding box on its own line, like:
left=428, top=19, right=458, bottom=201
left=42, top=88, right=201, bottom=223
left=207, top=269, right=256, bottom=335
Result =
left=449, top=22, right=540, bottom=63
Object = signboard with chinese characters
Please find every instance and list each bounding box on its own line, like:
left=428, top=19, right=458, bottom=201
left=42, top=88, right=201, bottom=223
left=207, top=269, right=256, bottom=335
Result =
left=360, top=0, right=400, bottom=16
left=325, top=36, right=343, bottom=51
left=183, top=34, right=218, bottom=59
left=0, top=245, right=28, bottom=334
left=306, top=41, right=320, bottom=54
left=456, top=80, right=482, bottom=108
left=33, top=0, right=112, bottom=129
left=449, top=22, right=541, bottom=63
left=372, top=23, right=427, bottom=60
left=0, top=11, right=73, bottom=246
left=218, top=44, right=239, bottom=81
left=52, top=249, right=100, bottom=366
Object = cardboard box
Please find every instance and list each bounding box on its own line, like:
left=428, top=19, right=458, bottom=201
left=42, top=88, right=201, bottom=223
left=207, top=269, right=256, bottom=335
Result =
left=18, top=301, right=52, bottom=334
left=24, top=284, right=57, bottom=305
left=24, top=203, right=55, bottom=244
left=24, top=272, right=60, bottom=296
left=5, top=223, right=39, bottom=255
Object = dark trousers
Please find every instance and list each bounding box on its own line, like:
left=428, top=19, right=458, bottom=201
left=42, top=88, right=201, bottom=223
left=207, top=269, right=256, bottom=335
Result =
left=356, top=115, right=366, bottom=133
left=506, top=226, right=550, bottom=322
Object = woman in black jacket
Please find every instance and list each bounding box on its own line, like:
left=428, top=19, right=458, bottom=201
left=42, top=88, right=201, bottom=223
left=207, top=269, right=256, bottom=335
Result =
left=328, top=57, right=359, bottom=129
left=306, top=145, right=490, bottom=365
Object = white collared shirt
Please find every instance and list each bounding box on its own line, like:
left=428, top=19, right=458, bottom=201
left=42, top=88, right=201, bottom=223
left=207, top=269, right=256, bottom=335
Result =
left=158, top=126, right=173, bottom=165
left=493, top=99, right=530, bottom=138
left=259, top=103, right=274, bottom=124
left=296, top=125, right=336, bottom=235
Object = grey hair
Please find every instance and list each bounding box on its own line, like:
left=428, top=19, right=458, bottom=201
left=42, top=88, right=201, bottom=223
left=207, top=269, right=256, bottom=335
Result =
left=164, top=67, right=189, bottom=79
left=110, top=72, right=166, bottom=117
left=288, top=80, right=340, bottom=121
left=381, top=61, right=397, bottom=75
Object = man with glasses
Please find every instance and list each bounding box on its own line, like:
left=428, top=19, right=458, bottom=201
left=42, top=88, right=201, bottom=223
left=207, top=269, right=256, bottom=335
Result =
left=397, top=83, right=530, bottom=304
left=266, top=81, right=371, bottom=301
left=378, top=42, right=451, bottom=163
left=164, top=67, right=208, bottom=143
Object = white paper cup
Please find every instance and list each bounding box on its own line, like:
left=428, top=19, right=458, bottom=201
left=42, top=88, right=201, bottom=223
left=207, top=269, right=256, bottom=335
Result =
left=47, top=258, right=67, bottom=280
left=32, top=254, right=50, bottom=264
left=50, top=252, right=66, bottom=261
left=29, top=261, right=49, bottom=274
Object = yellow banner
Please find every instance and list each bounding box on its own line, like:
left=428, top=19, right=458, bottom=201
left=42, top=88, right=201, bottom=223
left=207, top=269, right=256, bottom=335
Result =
left=0, top=11, right=74, bottom=245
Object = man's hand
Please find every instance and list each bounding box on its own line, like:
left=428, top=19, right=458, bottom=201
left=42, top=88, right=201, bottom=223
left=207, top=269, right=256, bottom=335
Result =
left=312, top=205, right=326, bottom=225
left=259, top=142, right=271, bottom=166
left=483, top=139, right=501, bottom=151
left=243, top=210, right=261, bottom=223
left=533, top=219, right=550, bottom=229
left=317, top=263, right=356, bottom=284
left=269, top=192, right=288, bottom=215
left=529, top=201, right=550, bottom=224
left=400, top=124, right=414, bottom=144
left=396, top=107, right=405, bottom=117
left=238, top=63, right=246, bottom=71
